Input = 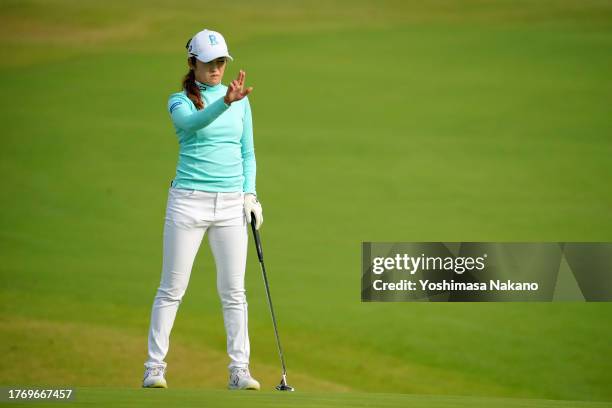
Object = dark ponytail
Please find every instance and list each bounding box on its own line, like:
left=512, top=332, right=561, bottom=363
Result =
left=182, top=56, right=204, bottom=110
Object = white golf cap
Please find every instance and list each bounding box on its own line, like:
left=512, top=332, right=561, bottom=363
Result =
left=186, top=29, right=234, bottom=63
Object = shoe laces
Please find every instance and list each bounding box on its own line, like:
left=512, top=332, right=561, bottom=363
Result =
left=232, top=367, right=250, bottom=379
left=145, top=367, right=165, bottom=378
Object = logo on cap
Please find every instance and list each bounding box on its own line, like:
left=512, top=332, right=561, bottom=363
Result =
left=208, top=34, right=218, bottom=46
left=185, top=39, right=196, bottom=55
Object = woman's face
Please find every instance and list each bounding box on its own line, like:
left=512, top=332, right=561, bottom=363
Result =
left=189, top=57, right=227, bottom=85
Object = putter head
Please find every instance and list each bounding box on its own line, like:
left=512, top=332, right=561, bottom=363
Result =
left=276, top=383, right=294, bottom=391
left=275, top=375, right=294, bottom=391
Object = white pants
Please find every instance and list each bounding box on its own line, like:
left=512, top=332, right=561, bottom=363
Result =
left=145, top=187, right=250, bottom=370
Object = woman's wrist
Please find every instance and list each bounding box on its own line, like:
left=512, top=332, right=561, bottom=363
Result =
left=223, top=96, right=232, bottom=106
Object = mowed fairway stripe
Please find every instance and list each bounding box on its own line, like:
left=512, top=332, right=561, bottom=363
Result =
left=6, top=387, right=611, bottom=408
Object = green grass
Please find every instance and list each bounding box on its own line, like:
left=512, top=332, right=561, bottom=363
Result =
left=5, top=388, right=612, bottom=408
left=1, top=0, right=611, bottom=406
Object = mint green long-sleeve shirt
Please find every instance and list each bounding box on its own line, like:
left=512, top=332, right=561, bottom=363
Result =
left=166, top=80, right=256, bottom=194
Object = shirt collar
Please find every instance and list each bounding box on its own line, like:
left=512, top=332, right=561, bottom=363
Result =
left=195, top=79, right=224, bottom=92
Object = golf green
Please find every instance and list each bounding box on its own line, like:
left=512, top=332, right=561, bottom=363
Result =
left=1, top=0, right=611, bottom=406
left=5, top=388, right=612, bottom=408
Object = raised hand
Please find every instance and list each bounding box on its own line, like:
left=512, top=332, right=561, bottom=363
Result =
left=224, top=70, right=253, bottom=105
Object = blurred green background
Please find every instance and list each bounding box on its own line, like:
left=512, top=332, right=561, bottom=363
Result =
left=1, top=0, right=611, bottom=404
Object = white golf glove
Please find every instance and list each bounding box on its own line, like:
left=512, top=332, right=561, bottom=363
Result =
left=244, top=193, right=263, bottom=230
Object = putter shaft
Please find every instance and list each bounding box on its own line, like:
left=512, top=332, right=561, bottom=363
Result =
left=249, top=215, right=294, bottom=391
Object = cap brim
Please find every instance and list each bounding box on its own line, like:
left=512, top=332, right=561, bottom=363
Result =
left=195, top=53, right=233, bottom=63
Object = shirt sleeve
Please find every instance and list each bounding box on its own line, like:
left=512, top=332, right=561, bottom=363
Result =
left=167, top=94, right=230, bottom=132
left=240, top=96, right=257, bottom=195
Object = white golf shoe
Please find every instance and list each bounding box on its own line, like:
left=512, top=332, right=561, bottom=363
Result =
left=142, top=366, right=167, bottom=388
left=228, top=366, right=260, bottom=390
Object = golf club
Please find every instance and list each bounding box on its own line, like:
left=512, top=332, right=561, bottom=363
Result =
left=249, top=212, right=295, bottom=392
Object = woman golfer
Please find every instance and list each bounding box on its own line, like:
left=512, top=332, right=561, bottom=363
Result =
left=142, top=29, right=263, bottom=390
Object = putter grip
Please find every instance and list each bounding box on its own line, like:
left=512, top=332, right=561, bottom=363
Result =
left=250, top=212, right=264, bottom=262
